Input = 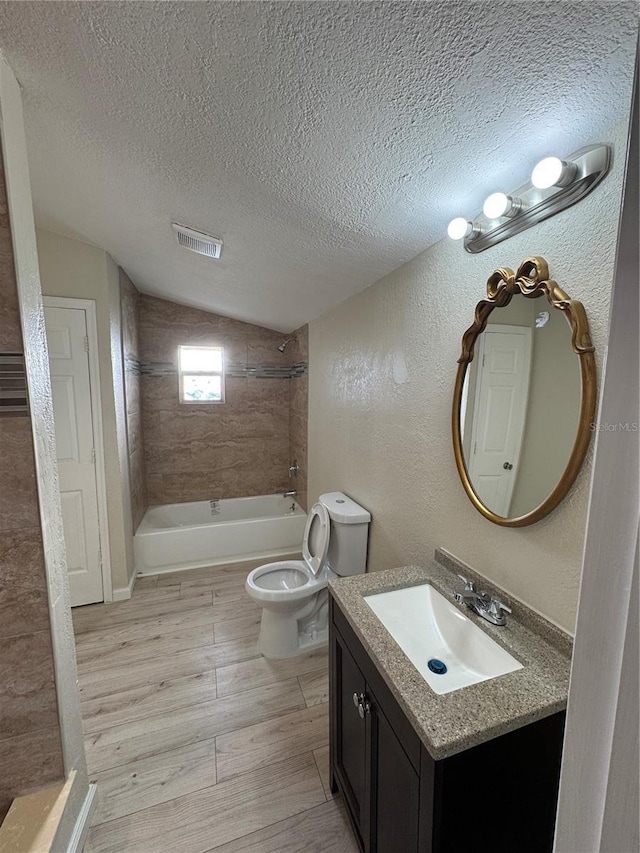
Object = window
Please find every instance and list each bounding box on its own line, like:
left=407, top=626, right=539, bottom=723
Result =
left=178, top=345, right=225, bottom=403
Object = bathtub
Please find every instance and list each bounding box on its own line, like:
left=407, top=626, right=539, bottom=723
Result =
left=134, top=494, right=307, bottom=575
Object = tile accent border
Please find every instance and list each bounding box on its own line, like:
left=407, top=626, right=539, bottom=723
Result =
left=136, top=360, right=308, bottom=379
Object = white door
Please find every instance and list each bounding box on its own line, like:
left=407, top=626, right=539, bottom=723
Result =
left=44, top=305, right=104, bottom=606
left=468, top=325, right=532, bottom=516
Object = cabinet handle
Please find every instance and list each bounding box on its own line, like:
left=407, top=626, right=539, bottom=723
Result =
left=353, top=692, right=371, bottom=719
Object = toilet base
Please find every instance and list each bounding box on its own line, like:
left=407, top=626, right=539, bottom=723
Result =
left=257, top=622, right=328, bottom=659
left=256, top=591, right=329, bottom=659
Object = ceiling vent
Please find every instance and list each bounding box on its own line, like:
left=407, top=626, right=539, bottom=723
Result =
left=172, top=223, right=223, bottom=259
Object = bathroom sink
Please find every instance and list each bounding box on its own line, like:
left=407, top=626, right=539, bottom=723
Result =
left=364, top=584, right=522, bottom=695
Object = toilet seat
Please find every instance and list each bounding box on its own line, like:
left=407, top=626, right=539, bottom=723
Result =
left=301, top=502, right=330, bottom=576
left=246, top=503, right=332, bottom=604
left=247, top=559, right=332, bottom=603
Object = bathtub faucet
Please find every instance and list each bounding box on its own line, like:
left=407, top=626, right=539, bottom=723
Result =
left=283, top=490, right=297, bottom=498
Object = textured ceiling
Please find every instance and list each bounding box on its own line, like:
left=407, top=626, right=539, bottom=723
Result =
left=0, top=2, right=637, bottom=331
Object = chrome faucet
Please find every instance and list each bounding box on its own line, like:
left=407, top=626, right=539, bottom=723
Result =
left=289, top=460, right=299, bottom=478
left=453, top=574, right=512, bottom=626
left=283, top=490, right=297, bottom=498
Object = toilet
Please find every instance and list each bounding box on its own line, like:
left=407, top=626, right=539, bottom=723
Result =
left=246, top=491, right=371, bottom=659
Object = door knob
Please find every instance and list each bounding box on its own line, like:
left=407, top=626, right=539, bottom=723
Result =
left=503, top=462, right=513, bottom=470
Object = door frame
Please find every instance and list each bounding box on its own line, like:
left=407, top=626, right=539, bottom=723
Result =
left=43, top=296, right=113, bottom=603
left=553, top=55, right=639, bottom=851
left=0, top=52, right=93, bottom=845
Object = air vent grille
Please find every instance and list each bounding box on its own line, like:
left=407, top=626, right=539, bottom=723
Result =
left=172, top=223, right=223, bottom=259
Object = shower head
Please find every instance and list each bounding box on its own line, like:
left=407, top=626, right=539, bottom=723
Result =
left=278, top=339, right=293, bottom=353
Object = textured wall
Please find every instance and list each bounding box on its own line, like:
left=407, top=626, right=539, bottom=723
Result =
left=140, top=295, right=297, bottom=505
left=0, top=142, right=63, bottom=821
left=289, top=325, right=309, bottom=510
left=120, top=270, right=147, bottom=530
left=309, top=118, right=631, bottom=634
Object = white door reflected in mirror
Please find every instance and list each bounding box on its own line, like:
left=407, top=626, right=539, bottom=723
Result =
left=462, top=325, right=532, bottom=517
left=459, top=296, right=581, bottom=519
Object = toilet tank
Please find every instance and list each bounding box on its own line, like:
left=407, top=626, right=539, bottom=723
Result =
left=319, top=492, right=371, bottom=577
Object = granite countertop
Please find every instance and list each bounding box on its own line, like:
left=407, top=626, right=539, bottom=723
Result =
left=328, top=548, right=573, bottom=761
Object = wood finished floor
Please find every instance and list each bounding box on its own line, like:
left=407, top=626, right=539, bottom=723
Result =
left=74, top=559, right=358, bottom=853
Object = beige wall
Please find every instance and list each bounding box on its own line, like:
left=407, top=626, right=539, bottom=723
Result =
left=36, top=228, right=135, bottom=594
left=106, top=253, right=135, bottom=591
left=309, top=120, right=630, bottom=633
left=0, top=147, right=64, bottom=821
left=508, top=301, right=582, bottom=517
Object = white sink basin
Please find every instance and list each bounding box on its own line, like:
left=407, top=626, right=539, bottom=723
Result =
left=364, top=583, right=522, bottom=695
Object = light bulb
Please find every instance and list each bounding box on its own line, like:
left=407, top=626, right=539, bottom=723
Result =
left=531, top=156, right=576, bottom=189
left=483, top=192, right=511, bottom=219
left=447, top=217, right=472, bottom=240
left=482, top=192, right=522, bottom=219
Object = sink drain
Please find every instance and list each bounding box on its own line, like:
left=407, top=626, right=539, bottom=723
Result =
left=427, top=658, right=448, bottom=675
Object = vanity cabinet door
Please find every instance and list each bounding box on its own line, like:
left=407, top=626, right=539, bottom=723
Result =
left=331, top=598, right=422, bottom=853
left=370, top=697, right=420, bottom=853
left=331, top=624, right=370, bottom=850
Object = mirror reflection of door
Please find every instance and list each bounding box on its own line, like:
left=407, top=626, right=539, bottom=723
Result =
left=460, top=295, right=582, bottom=519
left=464, top=325, right=532, bottom=516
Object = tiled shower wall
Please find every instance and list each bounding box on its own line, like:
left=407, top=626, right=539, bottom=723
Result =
left=120, top=270, right=147, bottom=529
left=0, top=154, right=64, bottom=820
left=139, top=294, right=308, bottom=507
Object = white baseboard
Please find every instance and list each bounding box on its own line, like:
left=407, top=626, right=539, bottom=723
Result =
left=67, top=783, right=97, bottom=853
left=112, top=571, right=137, bottom=601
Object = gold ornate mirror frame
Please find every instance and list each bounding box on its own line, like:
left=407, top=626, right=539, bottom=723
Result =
left=452, top=256, right=597, bottom=527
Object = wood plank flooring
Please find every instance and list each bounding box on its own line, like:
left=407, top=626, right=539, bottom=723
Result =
left=75, top=559, right=358, bottom=853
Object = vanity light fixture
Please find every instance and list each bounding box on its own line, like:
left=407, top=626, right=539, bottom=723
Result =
left=447, top=144, right=611, bottom=253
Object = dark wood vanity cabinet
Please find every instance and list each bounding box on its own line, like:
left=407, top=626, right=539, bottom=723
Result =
left=330, top=595, right=566, bottom=853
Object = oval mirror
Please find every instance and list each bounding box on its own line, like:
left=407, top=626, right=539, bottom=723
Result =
left=452, top=257, right=597, bottom=527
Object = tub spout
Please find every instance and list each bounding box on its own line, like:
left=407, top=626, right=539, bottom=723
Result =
left=283, top=490, right=297, bottom=498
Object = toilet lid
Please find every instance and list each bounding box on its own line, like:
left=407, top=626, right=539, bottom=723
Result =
left=302, top=502, right=330, bottom=577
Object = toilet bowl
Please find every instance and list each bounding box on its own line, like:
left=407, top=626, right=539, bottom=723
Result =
left=246, top=492, right=371, bottom=659
left=246, top=503, right=334, bottom=658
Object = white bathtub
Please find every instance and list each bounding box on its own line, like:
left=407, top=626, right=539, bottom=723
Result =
left=134, top=494, right=307, bottom=575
